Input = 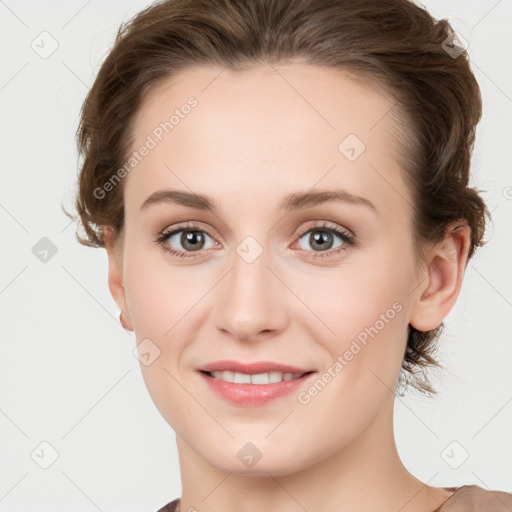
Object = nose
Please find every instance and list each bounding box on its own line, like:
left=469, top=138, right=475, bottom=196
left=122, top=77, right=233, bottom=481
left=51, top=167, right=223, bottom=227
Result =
left=212, top=244, right=289, bottom=342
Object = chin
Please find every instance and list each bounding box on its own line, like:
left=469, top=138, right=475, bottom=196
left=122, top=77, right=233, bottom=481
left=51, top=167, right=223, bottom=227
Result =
left=212, top=456, right=307, bottom=477
left=200, top=439, right=316, bottom=477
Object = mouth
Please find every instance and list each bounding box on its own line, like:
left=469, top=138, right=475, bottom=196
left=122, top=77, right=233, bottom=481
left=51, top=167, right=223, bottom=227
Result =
left=197, top=360, right=315, bottom=383
left=199, top=369, right=314, bottom=384
left=196, top=360, right=317, bottom=406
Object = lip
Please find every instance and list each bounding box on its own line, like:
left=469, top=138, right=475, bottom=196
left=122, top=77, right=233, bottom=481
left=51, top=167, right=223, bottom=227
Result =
left=199, top=360, right=313, bottom=375
left=197, top=361, right=316, bottom=407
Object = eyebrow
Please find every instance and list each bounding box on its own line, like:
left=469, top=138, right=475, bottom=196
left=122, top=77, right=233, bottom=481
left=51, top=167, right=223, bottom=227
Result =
left=140, top=188, right=377, bottom=213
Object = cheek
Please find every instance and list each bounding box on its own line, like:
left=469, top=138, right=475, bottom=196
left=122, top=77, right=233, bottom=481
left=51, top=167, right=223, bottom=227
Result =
left=122, top=244, right=211, bottom=394
left=292, top=252, right=410, bottom=339
left=291, top=278, right=408, bottom=451
left=123, top=241, right=200, bottom=336
left=123, top=255, right=198, bottom=427
left=290, top=253, right=412, bottom=395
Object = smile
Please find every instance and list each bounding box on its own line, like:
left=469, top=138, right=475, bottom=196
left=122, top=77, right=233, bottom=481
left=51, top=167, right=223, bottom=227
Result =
left=207, top=370, right=305, bottom=384
left=198, top=370, right=316, bottom=407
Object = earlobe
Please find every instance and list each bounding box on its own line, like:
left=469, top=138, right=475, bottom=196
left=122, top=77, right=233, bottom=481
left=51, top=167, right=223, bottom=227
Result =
left=104, top=227, right=133, bottom=331
left=409, top=222, right=471, bottom=332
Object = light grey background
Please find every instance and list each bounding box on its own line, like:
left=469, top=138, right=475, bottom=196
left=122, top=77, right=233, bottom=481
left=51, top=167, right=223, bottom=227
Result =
left=0, top=1, right=511, bottom=511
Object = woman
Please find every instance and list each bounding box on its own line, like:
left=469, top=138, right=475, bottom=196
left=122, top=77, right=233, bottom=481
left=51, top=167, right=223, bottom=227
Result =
left=65, top=0, right=512, bottom=510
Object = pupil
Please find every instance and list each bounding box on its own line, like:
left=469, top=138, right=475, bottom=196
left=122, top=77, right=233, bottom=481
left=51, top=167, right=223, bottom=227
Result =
left=182, top=231, right=204, bottom=251
left=311, top=231, right=332, bottom=250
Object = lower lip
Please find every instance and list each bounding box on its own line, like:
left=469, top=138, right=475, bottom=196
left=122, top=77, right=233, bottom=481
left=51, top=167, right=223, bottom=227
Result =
left=198, top=371, right=315, bottom=407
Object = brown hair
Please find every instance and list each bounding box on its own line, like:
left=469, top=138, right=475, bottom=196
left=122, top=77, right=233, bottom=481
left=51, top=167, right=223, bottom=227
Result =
left=64, top=0, right=490, bottom=396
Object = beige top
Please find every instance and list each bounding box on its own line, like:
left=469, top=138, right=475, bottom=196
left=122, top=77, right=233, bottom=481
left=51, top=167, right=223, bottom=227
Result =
left=156, top=485, right=512, bottom=512
left=433, top=485, right=512, bottom=511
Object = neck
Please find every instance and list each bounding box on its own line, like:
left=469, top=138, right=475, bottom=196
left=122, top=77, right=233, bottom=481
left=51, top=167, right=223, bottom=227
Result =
left=175, top=393, right=449, bottom=512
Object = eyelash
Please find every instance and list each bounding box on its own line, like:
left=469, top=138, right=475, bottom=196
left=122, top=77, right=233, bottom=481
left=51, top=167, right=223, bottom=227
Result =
left=154, top=221, right=356, bottom=259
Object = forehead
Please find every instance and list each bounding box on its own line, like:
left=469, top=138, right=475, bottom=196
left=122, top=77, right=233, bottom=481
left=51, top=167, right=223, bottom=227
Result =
left=125, top=62, right=410, bottom=218
left=132, top=62, right=401, bottom=148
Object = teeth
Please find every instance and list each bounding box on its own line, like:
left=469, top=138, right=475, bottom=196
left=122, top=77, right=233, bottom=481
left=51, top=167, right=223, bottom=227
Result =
left=211, top=371, right=303, bottom=384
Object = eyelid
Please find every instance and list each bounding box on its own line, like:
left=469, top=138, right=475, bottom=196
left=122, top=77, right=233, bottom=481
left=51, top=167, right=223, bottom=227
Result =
left=293, top=220, right=355, bottom=242
left=290, top=221, right=356, bottom=257
left=155, top=221, right=219, bottom=255
left=156, top=220, right=356, bottom=259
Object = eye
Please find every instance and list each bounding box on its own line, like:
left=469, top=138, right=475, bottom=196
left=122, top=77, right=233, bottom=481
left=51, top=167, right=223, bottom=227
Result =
left=155, top=222, right=218, bottom=258
left=155, top=221, right=356, bottom=259
left=293, top=222, right=355, bottom=258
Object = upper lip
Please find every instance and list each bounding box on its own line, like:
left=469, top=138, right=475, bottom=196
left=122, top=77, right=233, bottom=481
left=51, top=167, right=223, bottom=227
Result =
left=199, top=360, right=314, bottom=375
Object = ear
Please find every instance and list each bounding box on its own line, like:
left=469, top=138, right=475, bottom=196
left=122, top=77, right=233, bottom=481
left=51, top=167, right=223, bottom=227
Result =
left=409, top=221, right=471, bottom=332
left=104, top=226, right=133, bottom=331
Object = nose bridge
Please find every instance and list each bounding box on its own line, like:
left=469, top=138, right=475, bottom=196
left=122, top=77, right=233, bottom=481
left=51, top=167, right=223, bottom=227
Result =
left=213, top=236, right=287, bottom=339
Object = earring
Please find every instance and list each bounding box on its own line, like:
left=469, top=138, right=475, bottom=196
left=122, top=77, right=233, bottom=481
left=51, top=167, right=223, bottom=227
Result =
left=396, top=372, right=408, bottom=397
left=119, top=309, right=131, bottom=331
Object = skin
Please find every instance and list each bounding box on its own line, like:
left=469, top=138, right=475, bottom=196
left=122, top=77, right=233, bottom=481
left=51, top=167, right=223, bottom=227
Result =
left=104, top=62, right=470, bottom=512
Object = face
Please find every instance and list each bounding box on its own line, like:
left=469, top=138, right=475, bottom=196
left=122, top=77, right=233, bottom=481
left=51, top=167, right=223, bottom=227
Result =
left=111, top=62, right=428, bottom=475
